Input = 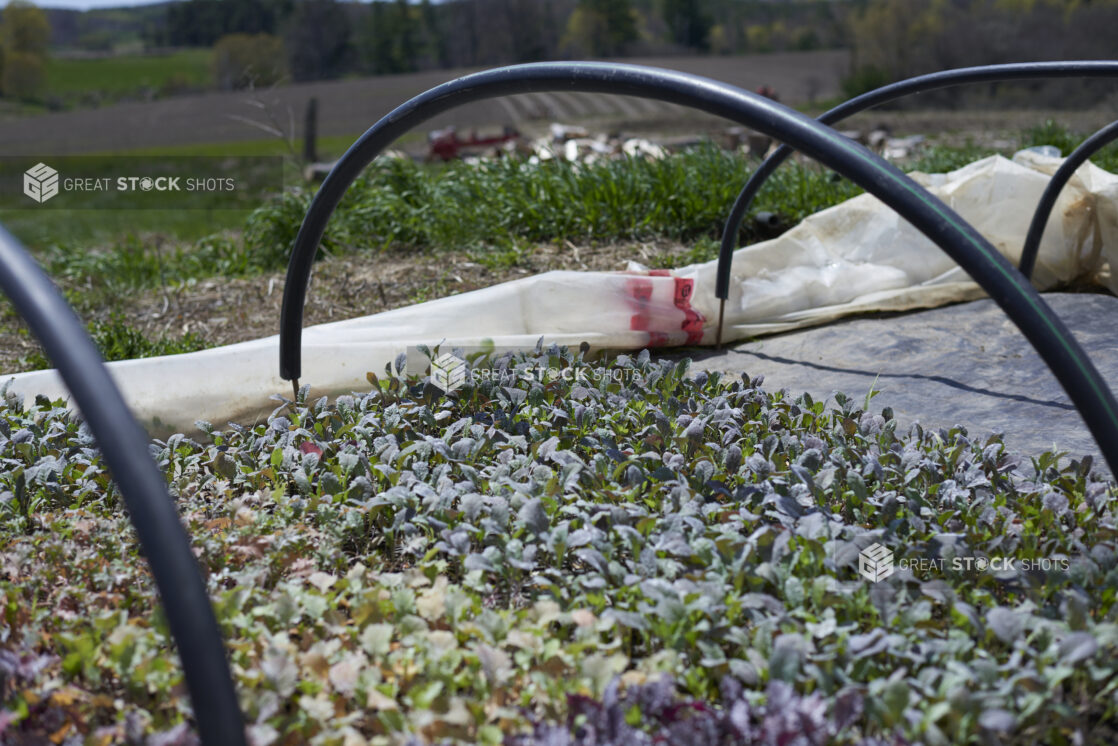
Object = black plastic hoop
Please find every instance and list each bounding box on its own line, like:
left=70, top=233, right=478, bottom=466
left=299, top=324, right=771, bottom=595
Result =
left=1019, top=118, right=1118, bottom=278
left=277, top=61, right=1118, bottom=475
left=0, top=225, right=246, bottom=746
left=714, top=61, right=1118, bottom=301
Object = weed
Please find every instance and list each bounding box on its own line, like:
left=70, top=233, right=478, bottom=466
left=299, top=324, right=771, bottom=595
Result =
left=1021, top=120, right=1118, bottom=171
left=19, top=312, right=208, bottom=370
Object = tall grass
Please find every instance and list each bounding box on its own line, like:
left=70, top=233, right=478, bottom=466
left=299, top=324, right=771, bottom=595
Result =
left=1022, top=119, right=1118, bottom=172
left=244, top=144, right=865, bottom=263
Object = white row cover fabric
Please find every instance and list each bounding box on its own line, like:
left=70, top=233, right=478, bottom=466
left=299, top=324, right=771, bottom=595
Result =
left=4, top=150, right=1116, bottom=435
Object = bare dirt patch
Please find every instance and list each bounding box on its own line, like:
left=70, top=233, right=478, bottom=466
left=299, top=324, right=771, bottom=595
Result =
left=842, top=108, right=1118, bottom=149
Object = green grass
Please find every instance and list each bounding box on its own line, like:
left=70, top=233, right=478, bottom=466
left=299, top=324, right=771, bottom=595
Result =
left=16, top=311, right=209, bottom=370
left=32, top=231, right=283, bottom=306
left=11, top=124, right=1085, bottom=268
left=0, top=133, right=408, bottom=253
left=110, top=131, right=422, bottom=159
left=240, top=139, right=1041, bottom=271
left=44, top=49, right=213, bottom=105
left=0, top=147, right=288, bottom=251
left=0, top=208, right=250, bottom=250
left=244, top=143, right=867, bottom=269
left=1022, top=119, right=1118, bottom=172
left=6, top=142, right=871, bottom=291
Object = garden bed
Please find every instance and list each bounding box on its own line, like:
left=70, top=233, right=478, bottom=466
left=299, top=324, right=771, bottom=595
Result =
left=1, top=345, right=1115, bottom=744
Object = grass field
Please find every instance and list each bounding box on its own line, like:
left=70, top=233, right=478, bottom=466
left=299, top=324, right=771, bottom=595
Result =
left=115, top=132, right=371, bottom=158
left=0, top=208, right=255, bottom=252
left=44, top=48, right=213, bottom=105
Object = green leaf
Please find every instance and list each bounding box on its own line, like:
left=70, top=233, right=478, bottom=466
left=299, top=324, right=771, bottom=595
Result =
left=987, top=606, right=1026, bottom=644
left=361, top=623, right=394, bottom=657
left=406, top=680, right=444, bottom=709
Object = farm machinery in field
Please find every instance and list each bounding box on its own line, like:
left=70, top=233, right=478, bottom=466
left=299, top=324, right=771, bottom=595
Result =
left=426, top=124, right=522, bottom=161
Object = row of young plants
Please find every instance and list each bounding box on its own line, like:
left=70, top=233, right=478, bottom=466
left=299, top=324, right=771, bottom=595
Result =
left=241, top=120, right=1118, bottom=268
left=239, top=142, right=983, bottom=268
left=1, top=344, right=1115, bottom=744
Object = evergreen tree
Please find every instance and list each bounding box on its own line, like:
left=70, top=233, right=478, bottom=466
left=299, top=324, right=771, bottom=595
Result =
left=285, top=0, right=353, bottom=81
left=359, top=0, right=420, bottom=74
left=661, top=0, right=711, bottom=50
left=562, top=0, right=638, bottom=57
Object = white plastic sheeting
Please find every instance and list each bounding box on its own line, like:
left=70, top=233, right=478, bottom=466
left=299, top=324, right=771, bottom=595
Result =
left=4, top=150, right=1117, bottom=435
left=680, top=149, right=1118, bottom=338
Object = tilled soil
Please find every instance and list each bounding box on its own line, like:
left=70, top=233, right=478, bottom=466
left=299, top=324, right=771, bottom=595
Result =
left=841, top=108, right=1118, bottom=149
left=0, top=50, right=851, bottom=156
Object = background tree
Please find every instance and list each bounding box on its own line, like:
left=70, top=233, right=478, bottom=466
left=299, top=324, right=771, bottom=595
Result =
left=358, top=0, right=419, bottom=75
left=284, top=0, right=353, bottom=82
left=212, top=33, right=288, bottom=90
left=561, top=0, right=638, bottom=57
left=165, top=0, right=293, bottom=47
left=2, top=0, right=48, bottom=55
left=1, top=52, right=44, bottom=100
left=660, top=0, right=710, bottom=51
left=444, top=0, right=567, bottom=67
left=0, top=0, right=49, bottom=101
left=419, top=0, right=449, bottom=68
left=842, top=0, right=1118, bottom=106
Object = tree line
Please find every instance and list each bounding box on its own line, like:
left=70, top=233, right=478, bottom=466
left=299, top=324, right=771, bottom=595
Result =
left=150, top=0, right=847, bottom=87
left=153, top=0, right=1118, bottom=104
left=844, top=0, right=1118, bottom=107
left=7, top=0, right=1114, bottom=108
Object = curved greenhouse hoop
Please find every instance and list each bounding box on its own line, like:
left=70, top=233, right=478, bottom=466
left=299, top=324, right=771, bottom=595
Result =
left=0, top=225, right=246, bottom=746
left=277, top=61, right=1118, bottom=477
